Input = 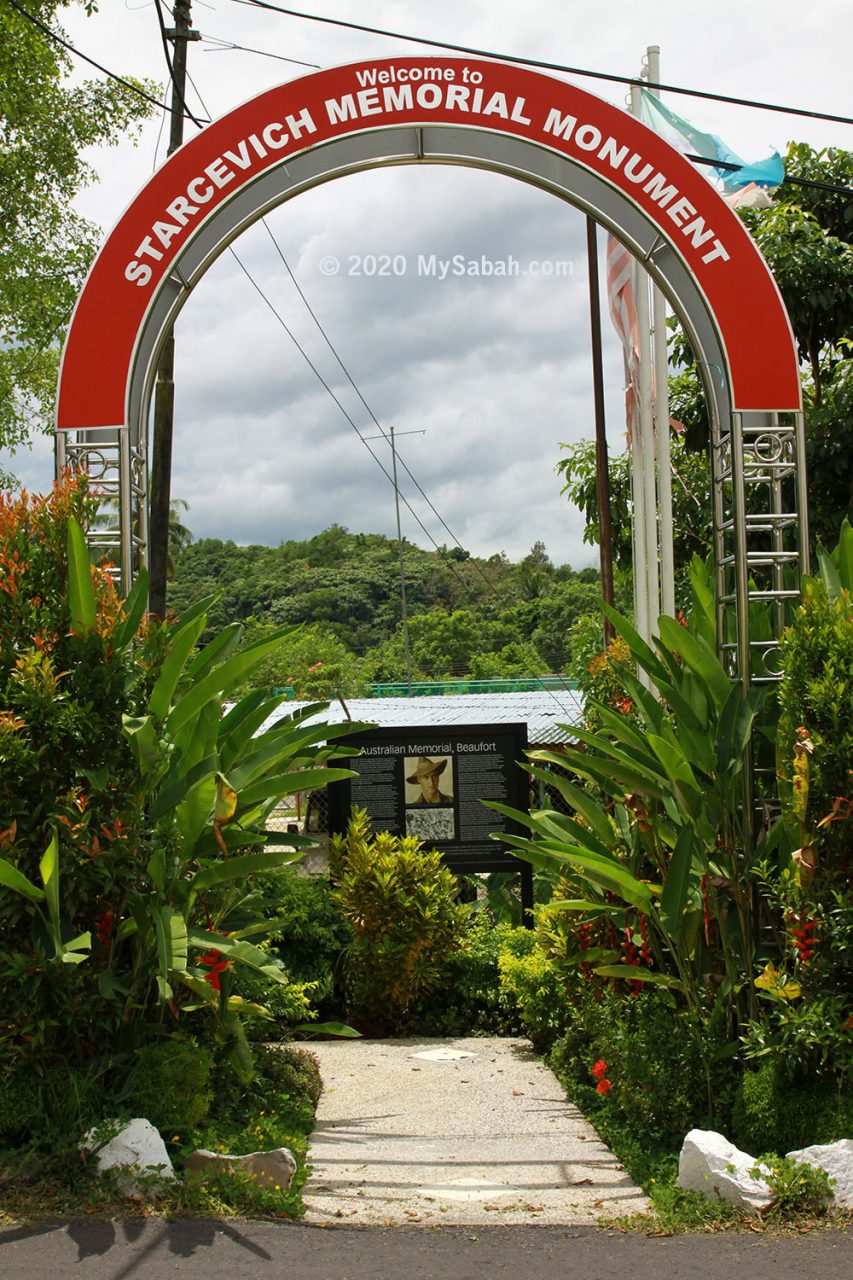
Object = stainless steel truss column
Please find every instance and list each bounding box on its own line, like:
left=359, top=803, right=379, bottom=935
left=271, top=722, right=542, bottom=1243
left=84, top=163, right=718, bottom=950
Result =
left=713, top=410, right=808, bottom=691
left=54, top=426, right=148, bottom=595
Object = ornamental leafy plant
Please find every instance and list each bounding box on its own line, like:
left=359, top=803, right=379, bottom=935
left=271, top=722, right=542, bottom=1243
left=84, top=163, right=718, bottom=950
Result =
left=334, top=808, right=469, bottom=1029
left=488, top=556, right=768, bottom=1055
left=743, top=520, right=853, bottom=1081
left=0, top=477, right=362, bottom=1124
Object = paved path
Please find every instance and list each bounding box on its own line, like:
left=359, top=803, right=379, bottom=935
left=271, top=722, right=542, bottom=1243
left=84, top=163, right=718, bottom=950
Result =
left=302, top=1036, right=648, bottom=1226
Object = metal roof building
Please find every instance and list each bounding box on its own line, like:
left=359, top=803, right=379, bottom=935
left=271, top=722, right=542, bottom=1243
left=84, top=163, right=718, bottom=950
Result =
left=265, top=688, right=585, bottom=746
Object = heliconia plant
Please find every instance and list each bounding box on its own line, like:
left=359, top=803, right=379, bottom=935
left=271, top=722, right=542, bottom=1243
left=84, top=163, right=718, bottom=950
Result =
left=487, top=557, right=769, bottom=1039
left=0, top=484, right=362, bottom=1083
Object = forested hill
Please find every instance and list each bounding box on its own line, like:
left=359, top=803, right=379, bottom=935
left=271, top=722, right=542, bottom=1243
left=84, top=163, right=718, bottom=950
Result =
left=167, top=525, right=626, bottom=697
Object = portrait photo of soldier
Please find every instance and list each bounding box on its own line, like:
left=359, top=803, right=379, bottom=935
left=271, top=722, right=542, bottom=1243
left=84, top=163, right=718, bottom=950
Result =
left=404, top=755, right=454, bottom=806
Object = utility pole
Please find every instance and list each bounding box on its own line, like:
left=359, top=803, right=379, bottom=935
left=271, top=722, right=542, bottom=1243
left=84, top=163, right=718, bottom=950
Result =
left=364, top=425, right=425, bottom=696
left=585, top=216, right=615, bottom=645
left=148, top=0, right=199, bottom=617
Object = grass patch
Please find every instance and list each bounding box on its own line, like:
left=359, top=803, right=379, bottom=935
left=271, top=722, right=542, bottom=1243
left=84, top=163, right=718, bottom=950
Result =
left=0, top=1045, right=320, bottom=1230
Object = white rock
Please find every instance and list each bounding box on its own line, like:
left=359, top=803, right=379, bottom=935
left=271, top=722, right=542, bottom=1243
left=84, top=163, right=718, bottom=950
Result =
left=677, top=1129, right=773, bottom=1212
left=184, top=1146, right=297, bottom=1191
left=82, top=1118, right=174, bottom=1198
left=786, top=1139, right=853, bottom=1208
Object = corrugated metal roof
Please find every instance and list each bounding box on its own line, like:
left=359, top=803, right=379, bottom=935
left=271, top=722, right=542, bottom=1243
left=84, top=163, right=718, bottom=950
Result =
left=265, top=688, right=585, bottom=744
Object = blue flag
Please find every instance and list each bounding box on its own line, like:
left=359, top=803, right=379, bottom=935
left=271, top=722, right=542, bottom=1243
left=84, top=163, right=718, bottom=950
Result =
left=639, top=88, right=784, bottom=191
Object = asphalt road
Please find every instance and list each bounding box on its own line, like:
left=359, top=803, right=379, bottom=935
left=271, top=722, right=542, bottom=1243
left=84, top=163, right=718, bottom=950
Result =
left=1, top=1220, right=851, bottom=1280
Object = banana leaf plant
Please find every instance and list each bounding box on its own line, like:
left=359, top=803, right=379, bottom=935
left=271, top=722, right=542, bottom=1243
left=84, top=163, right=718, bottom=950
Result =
left=487, top=560, right=770, bottom=1033
left=0, top=517, right=365, bottom=1079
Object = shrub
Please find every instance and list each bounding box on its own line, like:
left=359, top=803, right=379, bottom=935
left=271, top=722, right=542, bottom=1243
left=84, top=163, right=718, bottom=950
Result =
left=550, top=984, right=735, bottom=1146
left=0, top=1065, right=41, bottom=1144
left=121, top=1037, right=214, bottom=1134
left=400, top=916, right=528, bottom=1037
left=497, top=930, right=568, bottom=1053
left=760, top=1155, right=834, bottom=1217
left=209, top=1043, right=322, bottom=1135
left=0, top=476, right=360, bottom=1146
left=732, top=1058, right=853, bottom=1155
left=779, top=581, right=853, bottom=873
left=260, top=870, right=349, bottom=989
left=334, top=809, right=469, bottom=1028
left=0, top=1060, right=103, bottom=1150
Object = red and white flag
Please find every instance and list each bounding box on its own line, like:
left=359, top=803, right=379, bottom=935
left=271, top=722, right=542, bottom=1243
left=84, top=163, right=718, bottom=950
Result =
left=606, top=234, right=640, bottom=445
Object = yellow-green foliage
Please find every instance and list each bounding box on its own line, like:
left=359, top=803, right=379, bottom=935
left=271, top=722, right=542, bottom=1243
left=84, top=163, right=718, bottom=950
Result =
left=334, top=809, right=468, bottom=1026
left=497, top=930, right=568, bottom=1052
left=779, top=584, right=853, bottom=868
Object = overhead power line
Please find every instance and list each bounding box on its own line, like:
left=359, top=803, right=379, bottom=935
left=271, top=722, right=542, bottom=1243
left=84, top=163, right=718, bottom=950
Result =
left=200, top=31, right=320, bottom=68
left=178, top=70, right=513, bottom=615
left=179, top=73, right=475, bottom=595
left=259, top=222, right=503, bottom=600
left=228, top=238, right=580, bottom=717
left=232, top=0, right=853, bottom=128
left=226, top=245, right=475, bottom=599
left=6, top=0, right=209, bottom=123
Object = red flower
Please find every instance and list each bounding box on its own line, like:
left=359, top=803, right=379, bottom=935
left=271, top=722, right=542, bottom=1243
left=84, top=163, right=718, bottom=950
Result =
left=788, top=916, right=818, bottom=968
left=95, top=909, right=114, bottom=948
left=198, top=949, right=229, bottom=991
left=591, top=1059, right=608, bottom=1080
left=596, top=1079, right=613, bottom=1095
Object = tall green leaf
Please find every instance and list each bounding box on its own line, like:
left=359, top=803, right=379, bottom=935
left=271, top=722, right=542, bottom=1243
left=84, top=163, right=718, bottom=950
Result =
left=660, top=825, right=696, bottom=936
left=186, top=929, right=290, bottom=984
left=167, top=628, right=297, bottom=736
left=112, top=568, right=150, bottom=648
left=122, top=714, right=160, bottom=777
left=235, top=766, right=354, bottom=811
left=185, top=621, right=244, bottom=684
left=66, top=516, right=96, bottom=636
left=188, top=849, right=302, bottom=896
left=603, top=602, right=672, bottom=686
left=148, top=614, right=207, bottom=722
left=525, top=758, right=616, bottom=850
left=153, top=908, right=189, bottom=999
left=0, top=858, right=44, bottom=902
left=593, top=965, right=682, bottom=989
left=39, top=829, right=60, bottom=936
left=658, top=616, right=732, bottom=710
left=174, top=775, right=217, bottom=854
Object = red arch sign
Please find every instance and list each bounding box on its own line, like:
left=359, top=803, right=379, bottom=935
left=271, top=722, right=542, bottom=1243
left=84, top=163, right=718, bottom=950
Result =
left=56, top=56, right=801, bottom=431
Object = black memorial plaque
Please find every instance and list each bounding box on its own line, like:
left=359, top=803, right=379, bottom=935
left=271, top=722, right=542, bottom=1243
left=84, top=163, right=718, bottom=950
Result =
left=328, top=722, right=532, bottom=917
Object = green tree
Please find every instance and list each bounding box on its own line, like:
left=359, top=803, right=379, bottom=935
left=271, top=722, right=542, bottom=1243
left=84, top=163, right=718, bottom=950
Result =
left=556, top=437, right=714, bottom=590
left=235, top=622, right=366, bottom=700
left=741, top=203, right=853, bottom=404
left=531, top=578, right=608, bottom=670
left=0, top=1, right=156, bottom=465
left=776, top=143, right=853, bottom=244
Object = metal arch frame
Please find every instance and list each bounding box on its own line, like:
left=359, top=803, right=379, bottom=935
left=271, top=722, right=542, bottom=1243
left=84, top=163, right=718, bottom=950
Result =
left=56, top=120, right=809, bottom=704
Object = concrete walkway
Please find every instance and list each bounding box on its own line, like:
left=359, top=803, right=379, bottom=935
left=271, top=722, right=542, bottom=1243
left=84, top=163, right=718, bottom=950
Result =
left=302, top=1037, right=648, bottom=1226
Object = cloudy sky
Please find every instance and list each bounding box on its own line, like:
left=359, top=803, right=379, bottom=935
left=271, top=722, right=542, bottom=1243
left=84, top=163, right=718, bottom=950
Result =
left=5, top=0, right=851, bottom=565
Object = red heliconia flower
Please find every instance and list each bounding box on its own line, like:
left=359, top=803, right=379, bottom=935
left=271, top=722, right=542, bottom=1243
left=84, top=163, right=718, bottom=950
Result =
left=576, top=922, right=593, bottom=979
left=198, top=949, right=229, bottom=991
left=591, top=1059, right=608, bottom=1080
left=788, top=915, right=818, bottom=968
left=95, top=908, right=114, bottom=948
left=596, top=1079, right=613, bottom=1095
left=638, top=912, right=652, bottom=967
